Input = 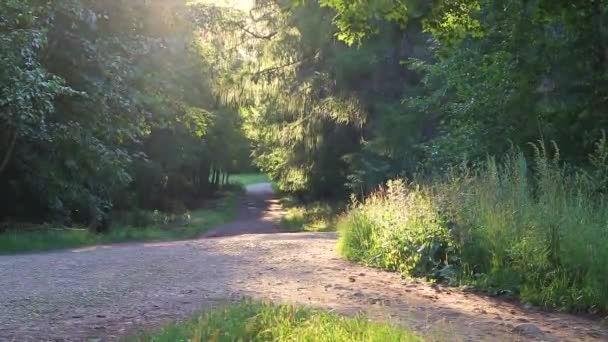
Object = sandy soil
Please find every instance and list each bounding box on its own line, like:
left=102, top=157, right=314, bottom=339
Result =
left=0, top=184, right=606, bottom=341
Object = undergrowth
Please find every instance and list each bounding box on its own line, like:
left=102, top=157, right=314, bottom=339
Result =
left=279, top=196, right=339, bottom=232
left=230, top=173, right=271, bottom=186
left=0, top=191, right=240, bottom=255
left=131, top=300, right=422, bottom=342
left=339, top=141, right=608, bottom=314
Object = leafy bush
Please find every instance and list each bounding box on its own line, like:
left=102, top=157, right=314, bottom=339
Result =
left=338, top=180, right=454, bottom=277
left=339, top=142, right=608, bottom=313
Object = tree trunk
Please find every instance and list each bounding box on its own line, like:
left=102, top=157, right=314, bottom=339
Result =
left=199, top=159, right=211, bottom=196
left=212, top=168, right=219, bottom=187
left=0, top=129, right=17, bottom=177
left=591, top=0, right=608, bottom=111
left=592, top=0, right=608, bottom=75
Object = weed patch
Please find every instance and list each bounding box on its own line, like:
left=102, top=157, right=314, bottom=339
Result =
left=279, top=196, right=339, bottom=232
left=339, top=144, right=608, bottom=313
left=131, top=300, right=422, bottom=342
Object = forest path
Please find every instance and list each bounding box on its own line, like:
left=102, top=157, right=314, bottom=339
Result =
left=0, top=184, right=606, bottom=341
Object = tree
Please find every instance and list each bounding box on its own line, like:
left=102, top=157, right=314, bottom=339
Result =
left=0, top=0, right=252, bottom=224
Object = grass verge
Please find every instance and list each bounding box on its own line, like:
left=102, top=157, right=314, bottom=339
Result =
left=279, top=196, right=340, bottom=232
left=0, top=191, right=240, bottom=255
left=230, top=173, right=271, bottom=186
left=131, top=300, right=422, bottom=342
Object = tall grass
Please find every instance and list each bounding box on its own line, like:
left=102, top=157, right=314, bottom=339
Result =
left=338, top=180, right=452, bottom=277
left=279, top=196, right=338, bottom=232
left=339, top=141, right=608, bottom=313
left=131, top=300, right=422, bottom=342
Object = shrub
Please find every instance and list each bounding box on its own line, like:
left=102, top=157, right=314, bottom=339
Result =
left=338, top=180, right=454, bottom=277
left=280, top=196, right=337, bottom=232
left=339, top=142, right=608, bottom=313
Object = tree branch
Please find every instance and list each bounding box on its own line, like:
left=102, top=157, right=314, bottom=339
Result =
left=234, top=21, right=277, bottom=40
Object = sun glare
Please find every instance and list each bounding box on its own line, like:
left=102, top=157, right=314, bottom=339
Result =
left=192, top=0, right=254, bottom=10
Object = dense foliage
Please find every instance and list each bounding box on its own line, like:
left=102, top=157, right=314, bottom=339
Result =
left=339, top=179, right=452, bottom=278
left=339, top=146, right=608, bottom=313
left=0, top=0, right=250, bottom=227
left=206, top=0, right=606, bottom=201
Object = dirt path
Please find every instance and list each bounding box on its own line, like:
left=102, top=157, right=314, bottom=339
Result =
left=0, top=184, right=606, bottom=341
left=203, top=183, right=282, bottom=238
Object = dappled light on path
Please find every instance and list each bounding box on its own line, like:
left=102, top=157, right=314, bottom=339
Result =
left=203, top=182, right=284, bottom=238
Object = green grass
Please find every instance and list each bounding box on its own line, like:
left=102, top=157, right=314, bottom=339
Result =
left=279, top=196, right=339, bottom=232
left=230, top=173, right=271, bottom=186
left=339, top=143, right=608, bottom=314
left=337, top=180, right=450, bottom=277
left=0, top=192, right=240, bottom=255
left=131, top=300, right=422, bottom=342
